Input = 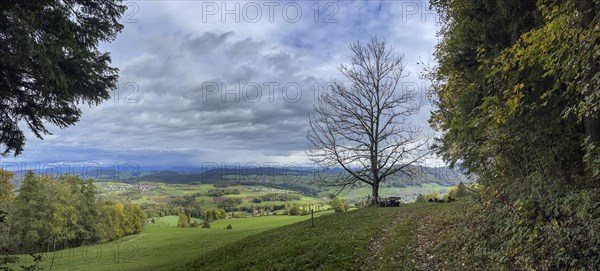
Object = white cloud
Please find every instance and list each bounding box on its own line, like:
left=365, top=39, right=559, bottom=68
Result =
left=4, top=0, right=442, bottom=168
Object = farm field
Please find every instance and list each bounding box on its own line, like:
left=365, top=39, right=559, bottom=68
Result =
left=93, top=181, right=451, bottom=207
left=93, top=182, right=329, bottom=209
left=154, top=215, right=204, bottom=226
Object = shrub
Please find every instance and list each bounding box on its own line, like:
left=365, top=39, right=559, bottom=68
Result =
left=288, top=206, right=302, bottom=215
left=226, top=224, right=232, bottom=230
left=177, top=213, right=190, bottom=228
left=202, top=221, right=211, bottom=228
left=254, top=193, right=301, bottom=202
left=434, top=188, right=600, bottom=270
left=329, top=197, right=347, bottom=213
left=218, top=198, right=242, bottom=208
left=454, top=182, right=469, bottom=198
left=424, top=192, right=441, bottom=202
left=206, top=189, right=241, bottom=197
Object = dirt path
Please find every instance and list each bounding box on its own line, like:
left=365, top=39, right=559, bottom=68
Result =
left=366, top=206, right=445, bottom=271
left=365, top=211, right=401, bottom=270
left=412, top=213, right=443, bottom=270
left=366, top=227, right=390, bottom=270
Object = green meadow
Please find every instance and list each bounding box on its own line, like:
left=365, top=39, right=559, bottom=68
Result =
left=11, top=201, right=469, bottom=271
left=12, top=211, right=334, bottom=271
left=177, top=202, right=465, bottom=271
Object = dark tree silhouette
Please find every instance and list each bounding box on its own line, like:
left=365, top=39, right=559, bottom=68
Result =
left=0, top=1, right=127, bottom=155
left=306, top=37, right=429, bottom=205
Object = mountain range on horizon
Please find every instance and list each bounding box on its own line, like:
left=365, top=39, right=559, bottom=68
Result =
left=7, top=164, right=475, bottom=190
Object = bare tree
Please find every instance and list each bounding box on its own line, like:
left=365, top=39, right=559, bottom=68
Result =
left=306, top=37, right=429, bottom=206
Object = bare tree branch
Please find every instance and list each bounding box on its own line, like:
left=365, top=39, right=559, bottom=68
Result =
left=306, top=37, right=429, bottom=205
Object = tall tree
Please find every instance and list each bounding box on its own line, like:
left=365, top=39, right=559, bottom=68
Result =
left=0, top=0, right=127, bottom=155
left=0, top=169, right=14, bottom=202
left=60, top=175, right=99, bottom=245
left=0, top=170, right=14, bottom=252
left=428, top=0, right=600, bottom=268
left=12, top=171, right=58, bottom=252
left=177, top=212, right=190, bottom=228
left=306, top=37, right=428, bottom=205
left=428, top=0, right=599, bottom=190
left=10, top=172, right=144, bottom=251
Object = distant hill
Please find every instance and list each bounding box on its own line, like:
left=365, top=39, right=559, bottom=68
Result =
left=386, top=165, right=475, bottom=187
left=119, top=167, right=316, bottom=183
left=8, top=165, right=475, bottom=193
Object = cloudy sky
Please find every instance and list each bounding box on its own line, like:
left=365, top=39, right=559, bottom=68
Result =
left=3, top=0, right=442, bottom=172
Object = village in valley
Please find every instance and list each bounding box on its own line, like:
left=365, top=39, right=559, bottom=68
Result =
left=103, top=183, right=158, bottom=192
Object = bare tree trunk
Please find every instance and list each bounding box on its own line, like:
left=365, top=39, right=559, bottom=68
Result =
left=371, top=181, right=379, bottom=206
left=371, top=153, right=380, bottom=206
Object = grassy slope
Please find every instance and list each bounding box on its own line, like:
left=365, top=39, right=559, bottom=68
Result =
left=10, top=202, right=464, bottom=271
left=12, top=212, right=332, bottom=271
left=175, top=202, right=465, bottom=271
left=154, top=215, right=204, bottom=226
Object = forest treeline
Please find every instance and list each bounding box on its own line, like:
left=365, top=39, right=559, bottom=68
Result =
left=428, top=0, right=600, bottom=269
left=0, top=170, right=143, bottom=253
